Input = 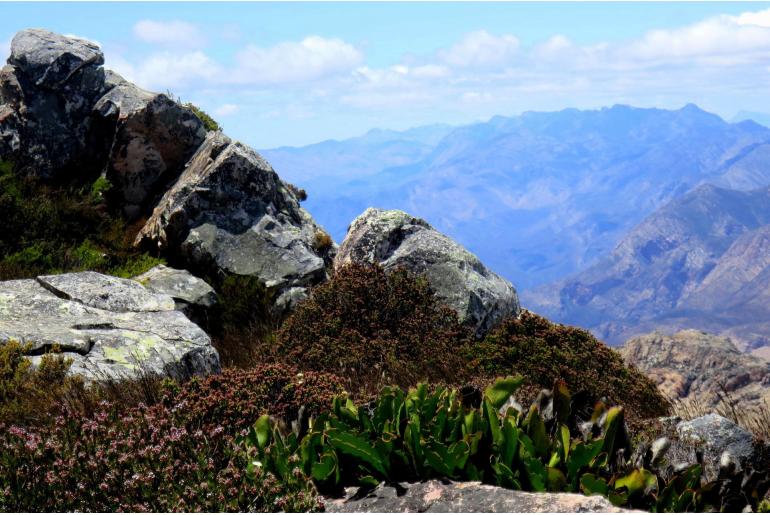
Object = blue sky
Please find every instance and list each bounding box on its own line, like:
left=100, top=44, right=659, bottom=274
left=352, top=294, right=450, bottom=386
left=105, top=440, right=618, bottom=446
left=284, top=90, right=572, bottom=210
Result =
left=2, top=2, right=770, bottom=148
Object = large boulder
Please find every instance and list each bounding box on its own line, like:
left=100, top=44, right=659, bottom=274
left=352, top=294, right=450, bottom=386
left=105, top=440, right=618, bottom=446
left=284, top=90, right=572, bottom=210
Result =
left=94, top=71, right=207, bottom=217
left=0, top=29, right=207, bottom=220
left=133, top=264, right=217, bottom=325
left=324, top=480, right=632, bottom=513
left=335, top=208, right=519, bottom=336
left=136, top=132, right=334, bottom=306
left=0, top=271, right=220, bottom=381
left=0, top=29, right=109, bottom=179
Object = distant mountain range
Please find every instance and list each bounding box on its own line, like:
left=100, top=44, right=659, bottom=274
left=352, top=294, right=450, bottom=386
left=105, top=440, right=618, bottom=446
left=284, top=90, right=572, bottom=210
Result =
left=529, top=183, right=770, bottom=351
left=263, top=104, right=770, bottom=290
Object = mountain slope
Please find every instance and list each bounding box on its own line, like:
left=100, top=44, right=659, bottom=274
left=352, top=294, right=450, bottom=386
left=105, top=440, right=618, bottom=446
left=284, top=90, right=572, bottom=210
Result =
left=528, top=184, right=770, bottom=348
left=263, top=105, right=770, bottom=288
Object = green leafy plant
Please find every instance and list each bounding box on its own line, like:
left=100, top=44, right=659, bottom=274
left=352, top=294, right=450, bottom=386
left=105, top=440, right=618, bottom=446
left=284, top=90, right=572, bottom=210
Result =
left=241, top=377, right=770, bottom=512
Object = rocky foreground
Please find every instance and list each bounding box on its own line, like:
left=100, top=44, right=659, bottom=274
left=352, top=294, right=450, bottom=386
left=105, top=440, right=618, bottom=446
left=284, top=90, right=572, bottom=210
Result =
left=1, top=28, right=769, bottom=514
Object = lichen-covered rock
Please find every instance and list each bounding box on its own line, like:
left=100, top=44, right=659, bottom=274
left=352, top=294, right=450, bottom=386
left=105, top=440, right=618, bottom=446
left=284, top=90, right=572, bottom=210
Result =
left=324, top=480, right=633, bottom=513
left=94, top=71, right=206, bottom=217
left=0, top=272, right=219, bottom=381
left=335, top=208, right=519, bottom=336
left=133, top=265, right=217, bottom=324
left=0, top=29, right=109, bottom=179
left=675, top=414, right=756, bottom=477
left=136, top=131, right=333, bottom=305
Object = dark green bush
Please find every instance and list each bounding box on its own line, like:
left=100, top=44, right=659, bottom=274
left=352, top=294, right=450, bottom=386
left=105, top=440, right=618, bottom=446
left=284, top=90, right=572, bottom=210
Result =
left=244, top=378, right=770, bottom=512
left=275, top=263, right=471, bottom=395
left=471, top=311, right=670, bottom=423
left=0, top=160, right=163, bottom=280
left=185, top=102, right=220, bottom=132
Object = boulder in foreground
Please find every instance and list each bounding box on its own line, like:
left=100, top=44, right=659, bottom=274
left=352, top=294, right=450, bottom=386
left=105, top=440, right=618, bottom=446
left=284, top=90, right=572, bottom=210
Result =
left=335, top=208, right=519, bottom=336
left=324, top=480, right=633, bottom=513
left=0, top=271, right=219, bottom=381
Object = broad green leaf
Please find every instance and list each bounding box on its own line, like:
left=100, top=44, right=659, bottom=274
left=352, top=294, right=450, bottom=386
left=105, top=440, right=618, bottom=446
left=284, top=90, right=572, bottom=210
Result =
left=484, top=399, right=503, bottom=447
left=524, top=406, right=549, bottom=458
left=254, top=414, right=271, bottom=450
left=501, top=418, right=519, bottom=468
left=553, top=381, right=572, bottom=425
left=484, top=376, right=524, bottom=409
left=311, top=451, right=338, bottom=483
left=615, top=468, right=657, bottom=497
left=523, top=456, right=547, bottom=492
left=602, top=406, right=625, bottom=457
left=559, top=424, right=571, bottom=463
left=327, top=428, right=388, bottom=478
left=580, top=473, right=609, bottom=496
left=567, top=439, right=604, bottom=487
left=546, top=467, right=567, bottom=492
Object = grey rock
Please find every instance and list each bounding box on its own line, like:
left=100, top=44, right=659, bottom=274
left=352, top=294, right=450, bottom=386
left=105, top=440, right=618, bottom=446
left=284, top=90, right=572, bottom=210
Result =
left=133, top=265, right=217, bottom=323
left=324, top=480, right=634, bottom=513
left=94, top=72, right=206, bottom=217
left=0, top=272, right=219, bottom=381
left=1, top=30, right=109, bottom=179
left=9, top=29, right=103, bottom=89
left=136, top=131, right=332, bottom=303
left=335, top=208, right=519, bottom=336
left=38, top=271, right=175, bottom=312
left=676, top=414, right=756, bottom=476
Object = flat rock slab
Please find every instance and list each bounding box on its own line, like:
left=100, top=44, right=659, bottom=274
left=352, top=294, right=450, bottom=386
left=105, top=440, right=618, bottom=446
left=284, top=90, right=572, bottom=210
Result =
left=133, top=265, right=217, bottom=310
left=0, top=272, right=219, bottom=381
left=39, top=271, right=175, bottom=312
left=324, top=480, right=633, bottom=513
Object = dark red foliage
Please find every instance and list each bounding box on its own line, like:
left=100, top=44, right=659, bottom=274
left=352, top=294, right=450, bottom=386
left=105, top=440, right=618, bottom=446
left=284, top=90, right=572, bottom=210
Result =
left=0, top=364, right=342, bottom=512
left=275, top=263, right=472, bottom=395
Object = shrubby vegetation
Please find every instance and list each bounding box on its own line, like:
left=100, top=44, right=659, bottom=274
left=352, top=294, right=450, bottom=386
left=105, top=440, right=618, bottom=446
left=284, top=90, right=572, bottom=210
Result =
left=0, top=160, right=163, bottom=281
left=276, top=263, right=667, bottom=421
left=0, top=351, right=343, bottom=512
left=246, top=377, right=770, bottom=512
left=275, top=263, right=470, bottom=395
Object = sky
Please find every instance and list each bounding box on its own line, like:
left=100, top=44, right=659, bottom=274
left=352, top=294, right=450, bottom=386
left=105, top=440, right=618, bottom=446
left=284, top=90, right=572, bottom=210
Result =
left=2, top=2, right=770, bottom=148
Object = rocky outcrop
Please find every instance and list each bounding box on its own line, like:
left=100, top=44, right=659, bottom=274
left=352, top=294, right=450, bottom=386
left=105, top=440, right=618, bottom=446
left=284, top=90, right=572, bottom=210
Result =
left=136, top=132, right=333, bottom=303
left=94, top=71, right=206, bottom=217
left=0, top=271, right=219, bottom=381
left=1, top=29, right=334, bottom=311
left=621, top=330, right=770, bottom=411
left=0, top=29, right=109, bottom=179
left=133, top=265, right=217, bottom=324
left=335, top=208, right=519, bottom=336
left=323, top=480, right=632, bottom=513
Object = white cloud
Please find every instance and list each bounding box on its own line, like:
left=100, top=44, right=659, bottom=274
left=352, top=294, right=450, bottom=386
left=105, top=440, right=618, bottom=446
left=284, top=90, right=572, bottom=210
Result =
left=124, top=51, right=221, bottom=90
left=214, top=103, right=239, bottom=117
left=439, top=30, right=520, bottom=68
left=732, top=8, right=770, bottom=28
left=232, top=36, right=363, bottom=84
left=133, top=20, right=203, bottom=48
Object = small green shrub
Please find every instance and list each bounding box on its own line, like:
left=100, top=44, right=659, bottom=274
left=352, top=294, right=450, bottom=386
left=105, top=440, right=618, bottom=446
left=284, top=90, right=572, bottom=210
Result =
left=244, top=378, right=770, bottom=512
left=0, top=159, right=165, bottom=281
left=471, top=311, right=669, bottom=424
left=0, top=341, right=75, bottom=425
left=185, top=102, right=220, bottom=132
left=275, top=263, right=471, bottom=395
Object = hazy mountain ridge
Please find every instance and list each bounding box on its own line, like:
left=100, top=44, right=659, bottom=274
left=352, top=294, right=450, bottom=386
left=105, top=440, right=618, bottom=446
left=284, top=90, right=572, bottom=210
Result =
left=529, top=184, right=770, bottom=349
left=264, top=104, right=770, bottom=288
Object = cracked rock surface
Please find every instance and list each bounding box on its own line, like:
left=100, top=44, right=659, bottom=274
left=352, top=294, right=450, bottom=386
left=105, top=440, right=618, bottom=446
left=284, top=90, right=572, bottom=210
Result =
left=0, top=271, right=219, bottom=381
left=324, top=480, right=634, bottom=513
